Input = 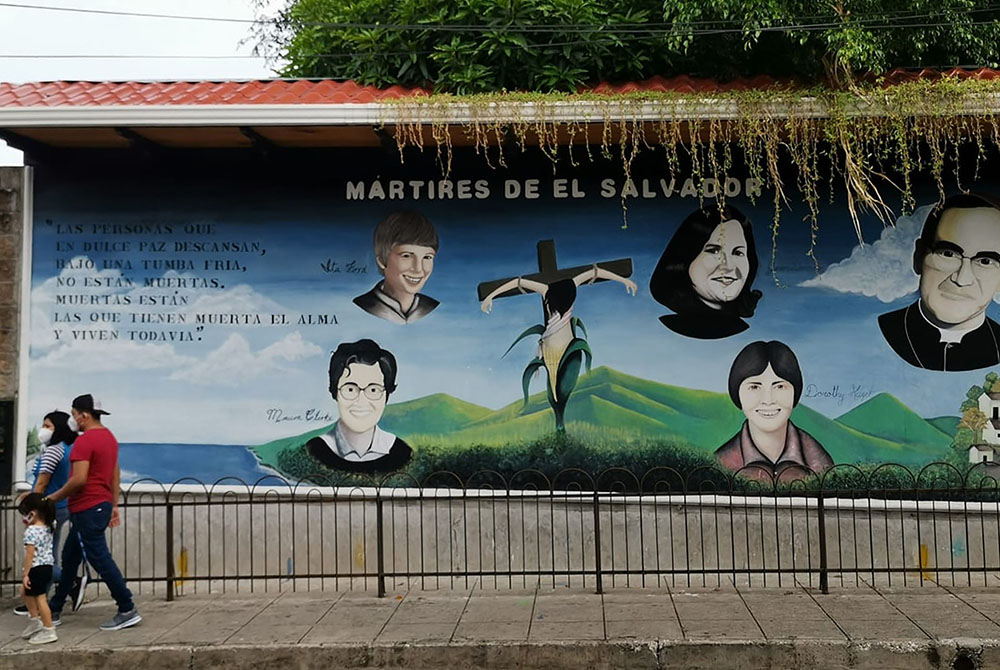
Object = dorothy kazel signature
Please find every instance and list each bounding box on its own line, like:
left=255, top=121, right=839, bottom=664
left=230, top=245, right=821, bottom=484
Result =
left=802, top=383, right=875, bottom=406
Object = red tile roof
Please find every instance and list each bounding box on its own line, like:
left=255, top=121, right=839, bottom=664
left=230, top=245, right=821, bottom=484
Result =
left=878, top=67, right=1000, bottom=86
left=586, top=74, right=797, bottom=95
left=0, top=69, right=997, bottom=108
left=0, top=80, right=431, bottom=107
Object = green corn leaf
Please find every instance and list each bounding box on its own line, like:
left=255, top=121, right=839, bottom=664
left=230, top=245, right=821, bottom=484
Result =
left=559, top=338, right=592, bottom=377
left=502, top=323, right=545, bottom=358
left=521, top=357, right=545, bottom=407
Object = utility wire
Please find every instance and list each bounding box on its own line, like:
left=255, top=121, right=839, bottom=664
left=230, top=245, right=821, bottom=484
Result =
left=2, top=18, right=999, bottom=61
left=0, top=54, right=268, bottom=59
left=0, top=0, right=998, bottom=33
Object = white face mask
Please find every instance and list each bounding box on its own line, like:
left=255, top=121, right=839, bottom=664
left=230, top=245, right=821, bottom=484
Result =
left=67, top=416, right=79, bottom=432
left=37, top=428, right=53, bottom=446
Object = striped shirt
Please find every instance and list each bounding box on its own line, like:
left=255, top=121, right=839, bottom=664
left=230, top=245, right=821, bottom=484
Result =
left=36, top=443, right=65, bottom=476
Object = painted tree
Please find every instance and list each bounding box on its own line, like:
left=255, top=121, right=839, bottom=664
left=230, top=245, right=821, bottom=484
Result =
left=959, top=407, right=989, bottom=442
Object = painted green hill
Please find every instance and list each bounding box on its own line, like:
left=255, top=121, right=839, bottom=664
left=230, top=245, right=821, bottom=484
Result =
left=380, top=393, right=493, bottom=437
left=251, top=366, right=954, bottom=471
left=836, top=393, right=952, bottom=452
left=928, top=416, right=961, bottom=438
left=251, top=392, right=491, bottom=469
left=399, top=366, right=952, bottom=465
left=791, top=404, right=942, bottom=466
left=418, top=366, right=743, bottom=448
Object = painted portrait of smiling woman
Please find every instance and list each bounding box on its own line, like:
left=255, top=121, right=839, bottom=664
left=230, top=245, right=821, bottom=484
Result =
left=649, top=204, right=763, bottom=339
left=354, top=211, right=439, bottom=324
left=306, top=339, right=412, bottom=473
left=715, top=341, right=833, bottom=481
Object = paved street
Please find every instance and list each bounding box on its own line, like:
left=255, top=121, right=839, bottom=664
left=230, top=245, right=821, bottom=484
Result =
left=0, top=580, right=999, bottom=668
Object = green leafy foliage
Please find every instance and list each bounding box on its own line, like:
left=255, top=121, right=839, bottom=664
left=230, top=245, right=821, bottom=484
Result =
left=663, top=0, right=1000, bottom=85
left=254, top=0, right=1000, bottom=91
left=275, top=431, right=726, bottom=490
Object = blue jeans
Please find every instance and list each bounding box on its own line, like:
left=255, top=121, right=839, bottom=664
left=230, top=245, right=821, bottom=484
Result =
left=51, top=505, right=70, bottom=584
left=49, top=503, right=134, bottom=614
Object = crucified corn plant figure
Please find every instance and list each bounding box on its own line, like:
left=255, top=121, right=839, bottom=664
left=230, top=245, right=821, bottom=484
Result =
left=480, top=264, right=636, bottom=433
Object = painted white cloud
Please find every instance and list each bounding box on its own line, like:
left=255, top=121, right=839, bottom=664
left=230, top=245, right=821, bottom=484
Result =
left=169, top=332, right=323, bottom=387
left=798, top=206, right=931, bottom=302
left=32, top=338, right=196, bottom=372
left=32, top=257, right=141, bottom=353
left=179, top=283, right=286, bottom=315
left=29, top=260, right=297, bottom=369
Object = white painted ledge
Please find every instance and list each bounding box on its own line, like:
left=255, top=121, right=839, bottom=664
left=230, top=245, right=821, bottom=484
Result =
left=0, top=94, right=998, bottom=128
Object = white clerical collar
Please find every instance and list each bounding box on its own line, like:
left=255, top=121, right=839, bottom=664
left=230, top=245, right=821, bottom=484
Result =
left=918, top=300, right=984, bottom=344
left=319, top=423, right=396, bottom=462
left=374, top=282, right=420, bottom=318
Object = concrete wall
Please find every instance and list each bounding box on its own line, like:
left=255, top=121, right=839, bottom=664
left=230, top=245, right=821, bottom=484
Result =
left=3, top=493, right=993, bottom=599
left=0, top=167, right=26, bottom=495
left=0, top=167, right=24, bottom=400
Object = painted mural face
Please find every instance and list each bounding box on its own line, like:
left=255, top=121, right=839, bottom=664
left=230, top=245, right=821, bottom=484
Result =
left=920, top=207, right=1000, bottom=328
left=354, top=211, right=440, bottom=325
left=738, top=363, right=794, bottom=435
left=336, top=362, right=387, bottom=434
left=687, top=219, right=749, bottom=308
left=380, top=243, right=436, bottom=301
left=878, top=196, right=1000, bottom=372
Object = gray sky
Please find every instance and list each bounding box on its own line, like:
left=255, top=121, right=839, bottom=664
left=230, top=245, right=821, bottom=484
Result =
left=0, top=0, right=281, bottom=165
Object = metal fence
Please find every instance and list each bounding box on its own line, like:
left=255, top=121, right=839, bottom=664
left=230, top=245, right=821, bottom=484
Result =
left=3, top=462, right=1000, bottom=599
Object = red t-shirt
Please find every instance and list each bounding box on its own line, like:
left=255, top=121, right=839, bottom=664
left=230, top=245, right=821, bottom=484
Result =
left=68, top=427, right=118, bottom=513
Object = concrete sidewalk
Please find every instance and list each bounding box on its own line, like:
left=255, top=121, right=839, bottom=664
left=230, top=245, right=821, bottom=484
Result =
left=0, top=581, right=999, bottom=669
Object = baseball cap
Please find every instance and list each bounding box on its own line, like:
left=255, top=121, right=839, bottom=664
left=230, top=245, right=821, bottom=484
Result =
left=71, top=394, right=111, bottom=416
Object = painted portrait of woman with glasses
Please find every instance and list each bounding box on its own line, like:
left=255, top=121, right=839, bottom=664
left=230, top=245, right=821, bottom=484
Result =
left=878, top=193, right=1000, bottom=372
left=305, top=339, right=412, bottom=472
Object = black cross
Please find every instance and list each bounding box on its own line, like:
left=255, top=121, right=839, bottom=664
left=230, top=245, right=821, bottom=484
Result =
left=477, top=239, right=633, bottom=315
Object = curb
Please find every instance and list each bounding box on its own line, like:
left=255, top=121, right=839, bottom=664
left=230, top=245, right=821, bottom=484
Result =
left=1, top=638, right=998, bottom=670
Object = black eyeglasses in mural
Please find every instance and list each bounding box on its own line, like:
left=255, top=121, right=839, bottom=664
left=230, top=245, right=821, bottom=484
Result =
left=649, top=204, right=762, bottom=340
left=305, top=339, right=412, bottom=473
left=354, top=211, right=439, bottom=324
left=878, top=193, right=1000, bottom=372
left=716, top=340, right=833, bottom=481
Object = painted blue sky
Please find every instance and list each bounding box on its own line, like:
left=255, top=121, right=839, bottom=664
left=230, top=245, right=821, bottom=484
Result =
left=25, top=166, right=998, bottom=445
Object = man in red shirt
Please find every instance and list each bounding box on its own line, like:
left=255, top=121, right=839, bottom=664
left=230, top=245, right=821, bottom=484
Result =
left=47, top=395, right=141, bottom=631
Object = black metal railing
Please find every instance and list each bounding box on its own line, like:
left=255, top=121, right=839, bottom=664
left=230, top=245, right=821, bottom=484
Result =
left=3, top=462, right=1000, bottom=599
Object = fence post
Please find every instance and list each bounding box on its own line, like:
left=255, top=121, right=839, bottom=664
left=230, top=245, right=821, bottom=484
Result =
left=165, top=502, right=175, bottom=602
left=817, top=491, right=829, bottom=595
left=593, top=490, right=603, bottom=595
left=376, top=492, right=386, bottom=598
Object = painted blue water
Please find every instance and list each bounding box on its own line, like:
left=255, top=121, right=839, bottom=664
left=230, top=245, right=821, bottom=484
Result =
left=117, top=443, right=285, bottom=486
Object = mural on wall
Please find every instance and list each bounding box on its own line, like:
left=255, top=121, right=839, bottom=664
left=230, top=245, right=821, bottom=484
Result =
left=303, top=339, right=412, bottom=473
left=477, top=239, right=637, bottom=433
left=649, top=204, right=762, bottom=340
left=716, top=340, right=833, bottom=481
left=20, top=157, right=1000, bottom=486
left=877, top=193, right=1000, bottom=372
left=353, top=211, right=439, bottom=325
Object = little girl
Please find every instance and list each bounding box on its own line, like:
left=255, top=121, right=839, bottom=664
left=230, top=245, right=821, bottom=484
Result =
left=18, top=493, right=57, bottom=644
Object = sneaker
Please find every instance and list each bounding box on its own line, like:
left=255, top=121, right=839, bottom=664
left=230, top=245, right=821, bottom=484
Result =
left=99, top=609, right=141, bottom=631
left=70, top=573, right=87, bottom=612
left=12, top=605, right=28, bottom=616
left=21, top=617, right=43, bottom=639
left=28, top=627, right=57, bottom=645
left=50, top=611, right=61, bottom=627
